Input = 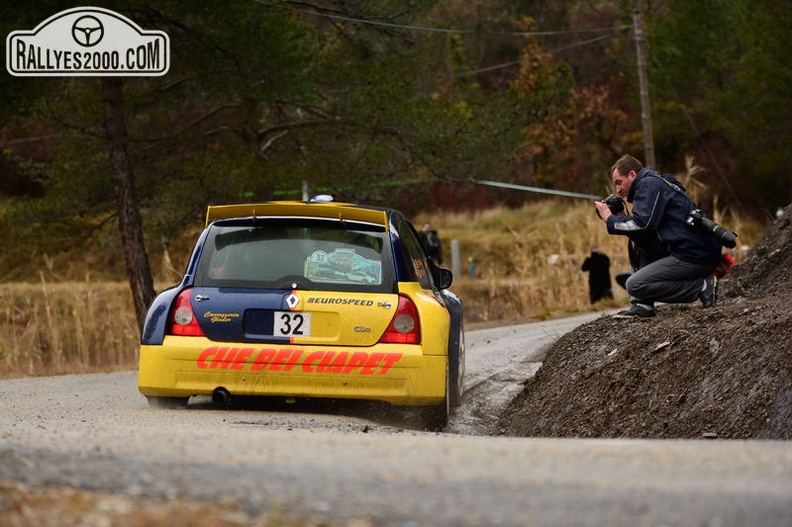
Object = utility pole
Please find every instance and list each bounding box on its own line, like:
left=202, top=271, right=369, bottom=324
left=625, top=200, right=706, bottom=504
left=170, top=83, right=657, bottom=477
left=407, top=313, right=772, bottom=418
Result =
left=302, top=180, right=310, bottom=202
left=632, top=8, right=655, bottom=168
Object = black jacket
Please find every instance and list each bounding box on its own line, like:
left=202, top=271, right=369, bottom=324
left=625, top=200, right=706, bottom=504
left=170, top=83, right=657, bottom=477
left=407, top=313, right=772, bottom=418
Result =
left=606, top=168, right=722, bottom=266
left=581, top=252, right=612, bottom=291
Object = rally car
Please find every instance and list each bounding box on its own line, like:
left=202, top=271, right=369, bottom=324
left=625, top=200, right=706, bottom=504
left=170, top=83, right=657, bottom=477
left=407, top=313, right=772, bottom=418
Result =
left=138, top=198, right=464, bottom=429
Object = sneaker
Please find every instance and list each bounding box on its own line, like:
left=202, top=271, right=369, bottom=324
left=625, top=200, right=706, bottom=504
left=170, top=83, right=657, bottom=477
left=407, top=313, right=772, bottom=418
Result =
left=613, top=304, right=656, bottom=318
left=699, top=275, right=718, bottom=308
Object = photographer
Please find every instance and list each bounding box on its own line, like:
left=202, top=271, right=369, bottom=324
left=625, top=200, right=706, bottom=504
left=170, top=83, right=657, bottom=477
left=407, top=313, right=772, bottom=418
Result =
left=594, top=155, right=722, bottom=318
left=581, top=246, right=614, bottom=304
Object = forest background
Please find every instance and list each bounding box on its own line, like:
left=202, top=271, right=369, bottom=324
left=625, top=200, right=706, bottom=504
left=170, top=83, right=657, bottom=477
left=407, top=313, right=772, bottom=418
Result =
left=0, top=1, right=789, bottom=375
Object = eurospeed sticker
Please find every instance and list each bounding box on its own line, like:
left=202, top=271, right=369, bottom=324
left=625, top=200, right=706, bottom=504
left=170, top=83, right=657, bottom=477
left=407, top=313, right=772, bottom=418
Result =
left=6, top=7, right=169, bottom=77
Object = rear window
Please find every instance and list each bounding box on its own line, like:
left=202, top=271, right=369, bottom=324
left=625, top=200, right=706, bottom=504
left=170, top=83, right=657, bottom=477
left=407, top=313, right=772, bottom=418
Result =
left=194, top=218, right=396, bottom=293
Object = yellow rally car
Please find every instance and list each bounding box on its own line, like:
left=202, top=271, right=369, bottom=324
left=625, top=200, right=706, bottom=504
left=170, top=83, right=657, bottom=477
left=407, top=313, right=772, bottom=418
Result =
left=138, top=199, right=464, bottom=429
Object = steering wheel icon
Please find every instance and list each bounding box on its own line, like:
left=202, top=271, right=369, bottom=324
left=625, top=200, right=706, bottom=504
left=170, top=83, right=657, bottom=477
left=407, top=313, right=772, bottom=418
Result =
left=71, top=16, right=104, bottom=47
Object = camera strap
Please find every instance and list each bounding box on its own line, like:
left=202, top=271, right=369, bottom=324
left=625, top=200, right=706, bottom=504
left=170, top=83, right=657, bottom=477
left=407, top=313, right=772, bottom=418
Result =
left=647, top=173, right=738, bottom=247
left=646, top=173, right=696, bottom=207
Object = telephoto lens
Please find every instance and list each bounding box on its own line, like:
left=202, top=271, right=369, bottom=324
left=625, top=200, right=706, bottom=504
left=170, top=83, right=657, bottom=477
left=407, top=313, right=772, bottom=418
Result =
left=698, top=216, right=738, bottom=248
left=687, top=209, right=738, bottom=248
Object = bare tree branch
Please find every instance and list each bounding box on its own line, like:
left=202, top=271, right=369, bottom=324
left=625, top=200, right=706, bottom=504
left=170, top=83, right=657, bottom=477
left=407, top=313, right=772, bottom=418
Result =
left=259, top=130, right=289, bottom=155
left=256, top=118, right=335, bottom=140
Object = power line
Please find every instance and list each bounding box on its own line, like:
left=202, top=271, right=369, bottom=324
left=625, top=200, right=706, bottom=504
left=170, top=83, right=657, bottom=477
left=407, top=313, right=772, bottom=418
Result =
left=456, top=32, right=623, bottom=77
left=257, top=1, right=713, bottom=209
left=255, top=1, right=632, bottom=37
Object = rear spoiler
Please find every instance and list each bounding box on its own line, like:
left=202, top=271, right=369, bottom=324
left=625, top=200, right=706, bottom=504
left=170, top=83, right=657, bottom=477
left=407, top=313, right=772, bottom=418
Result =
left=205, top=201, right=389, bottom=229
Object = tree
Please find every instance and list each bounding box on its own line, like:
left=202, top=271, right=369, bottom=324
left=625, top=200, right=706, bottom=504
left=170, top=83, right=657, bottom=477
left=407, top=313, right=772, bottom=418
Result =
left=102, top=78, right=155, bottom=329
left=646, top=0, right=792, bottom=211
left=5, top=0, right=786, bottom=292
left=0, top=1, right=321, bottom=317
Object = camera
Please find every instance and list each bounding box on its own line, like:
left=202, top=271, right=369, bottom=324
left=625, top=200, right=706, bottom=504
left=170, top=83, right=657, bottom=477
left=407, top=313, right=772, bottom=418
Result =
left=686, top=209, right=738, bottom=248
left=596, top=195, right=626, bottom=218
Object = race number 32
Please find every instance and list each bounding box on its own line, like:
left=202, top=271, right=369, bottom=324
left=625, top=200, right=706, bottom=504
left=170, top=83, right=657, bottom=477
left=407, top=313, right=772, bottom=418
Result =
left=274, top=312, right=311, bottom=336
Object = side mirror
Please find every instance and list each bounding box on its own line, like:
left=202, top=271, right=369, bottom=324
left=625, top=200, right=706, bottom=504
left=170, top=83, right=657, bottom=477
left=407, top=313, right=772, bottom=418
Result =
left=429, top=259, right=453, bottom=290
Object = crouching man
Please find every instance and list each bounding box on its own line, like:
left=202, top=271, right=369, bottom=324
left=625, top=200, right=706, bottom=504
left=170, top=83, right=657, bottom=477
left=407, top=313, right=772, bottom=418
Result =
left=595, top=155, right=722, bottom=318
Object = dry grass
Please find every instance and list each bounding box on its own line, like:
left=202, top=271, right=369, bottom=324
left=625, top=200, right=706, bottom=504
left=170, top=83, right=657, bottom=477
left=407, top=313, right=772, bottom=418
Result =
left=422, top=200, right=633, bottom=321
left=0, top=277, right=139, bottom=378
left=0, top=201, right=759, bottom=378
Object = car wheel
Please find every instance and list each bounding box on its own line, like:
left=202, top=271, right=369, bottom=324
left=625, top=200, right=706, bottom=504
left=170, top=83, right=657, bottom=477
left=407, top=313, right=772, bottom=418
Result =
left=421, top=363, right=450, bottom=431
left=449, top=322, right=465, bottom=407
left=146, top=396, right=189, bottom=409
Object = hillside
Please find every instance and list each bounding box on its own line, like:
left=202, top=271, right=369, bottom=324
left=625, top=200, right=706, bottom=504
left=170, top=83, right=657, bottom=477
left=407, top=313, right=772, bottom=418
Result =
left=498, top=203, right=792, bottom=439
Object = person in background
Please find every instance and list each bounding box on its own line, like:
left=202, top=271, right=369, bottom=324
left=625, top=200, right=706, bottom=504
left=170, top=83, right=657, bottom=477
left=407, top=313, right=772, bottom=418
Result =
left=581, top=246, right=614, bottom=304
left=418, top=222, right=443, bottom=264
left=467, top=256, right=477, bottom=279
left=595, top=155, right=722, bottom=318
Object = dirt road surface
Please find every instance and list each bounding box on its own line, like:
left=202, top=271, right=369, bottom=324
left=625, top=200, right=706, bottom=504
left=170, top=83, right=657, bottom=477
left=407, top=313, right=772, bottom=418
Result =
left=2, top=314, right=791, bottom=526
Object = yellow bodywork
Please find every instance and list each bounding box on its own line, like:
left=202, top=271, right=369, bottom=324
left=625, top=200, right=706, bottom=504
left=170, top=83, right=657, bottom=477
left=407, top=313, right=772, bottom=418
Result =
left=288, top=290, right=395, bottom=347
left=138, top=283, right=450, bottom=406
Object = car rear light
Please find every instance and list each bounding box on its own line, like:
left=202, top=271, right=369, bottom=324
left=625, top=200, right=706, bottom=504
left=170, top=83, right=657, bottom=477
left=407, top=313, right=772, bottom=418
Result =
left=169, top=290, right=205, bottom=336
left=379, top=295, right=421, bottom=344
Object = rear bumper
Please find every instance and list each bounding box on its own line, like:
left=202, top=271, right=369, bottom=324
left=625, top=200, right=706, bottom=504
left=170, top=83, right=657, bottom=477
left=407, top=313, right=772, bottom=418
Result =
left=138, top=336, right=446, bottom=406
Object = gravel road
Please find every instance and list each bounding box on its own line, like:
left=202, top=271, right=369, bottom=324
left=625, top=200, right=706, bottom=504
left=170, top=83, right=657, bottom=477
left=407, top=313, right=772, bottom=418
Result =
left=2, top=313, right=791, bottom=526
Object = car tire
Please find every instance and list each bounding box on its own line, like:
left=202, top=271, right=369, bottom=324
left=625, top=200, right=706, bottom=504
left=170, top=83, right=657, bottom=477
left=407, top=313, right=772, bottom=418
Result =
left=146, top=396, right=189, bottom=409
left=449, top=322, right=465, bottom=407
left=421, top=363, right=450, bottom=431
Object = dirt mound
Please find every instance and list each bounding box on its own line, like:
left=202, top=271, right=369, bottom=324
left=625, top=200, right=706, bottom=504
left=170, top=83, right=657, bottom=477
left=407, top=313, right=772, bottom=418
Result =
left=498, top=204, right=792, bottom=439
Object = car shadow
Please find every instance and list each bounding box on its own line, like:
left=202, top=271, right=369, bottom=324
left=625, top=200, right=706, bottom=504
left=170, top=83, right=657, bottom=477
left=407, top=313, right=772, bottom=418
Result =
left=184, top=394, right=444, bottom=433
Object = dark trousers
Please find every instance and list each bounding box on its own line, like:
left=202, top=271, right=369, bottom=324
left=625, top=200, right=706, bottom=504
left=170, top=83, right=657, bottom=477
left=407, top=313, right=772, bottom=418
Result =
left=626, top=256, right=715, bottom=307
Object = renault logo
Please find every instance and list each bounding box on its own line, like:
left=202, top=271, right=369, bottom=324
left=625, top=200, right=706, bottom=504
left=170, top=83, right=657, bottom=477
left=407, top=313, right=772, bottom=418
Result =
left=286, top=293, right=299, bottom=309
left=286, top=293, right=300, bottom=309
